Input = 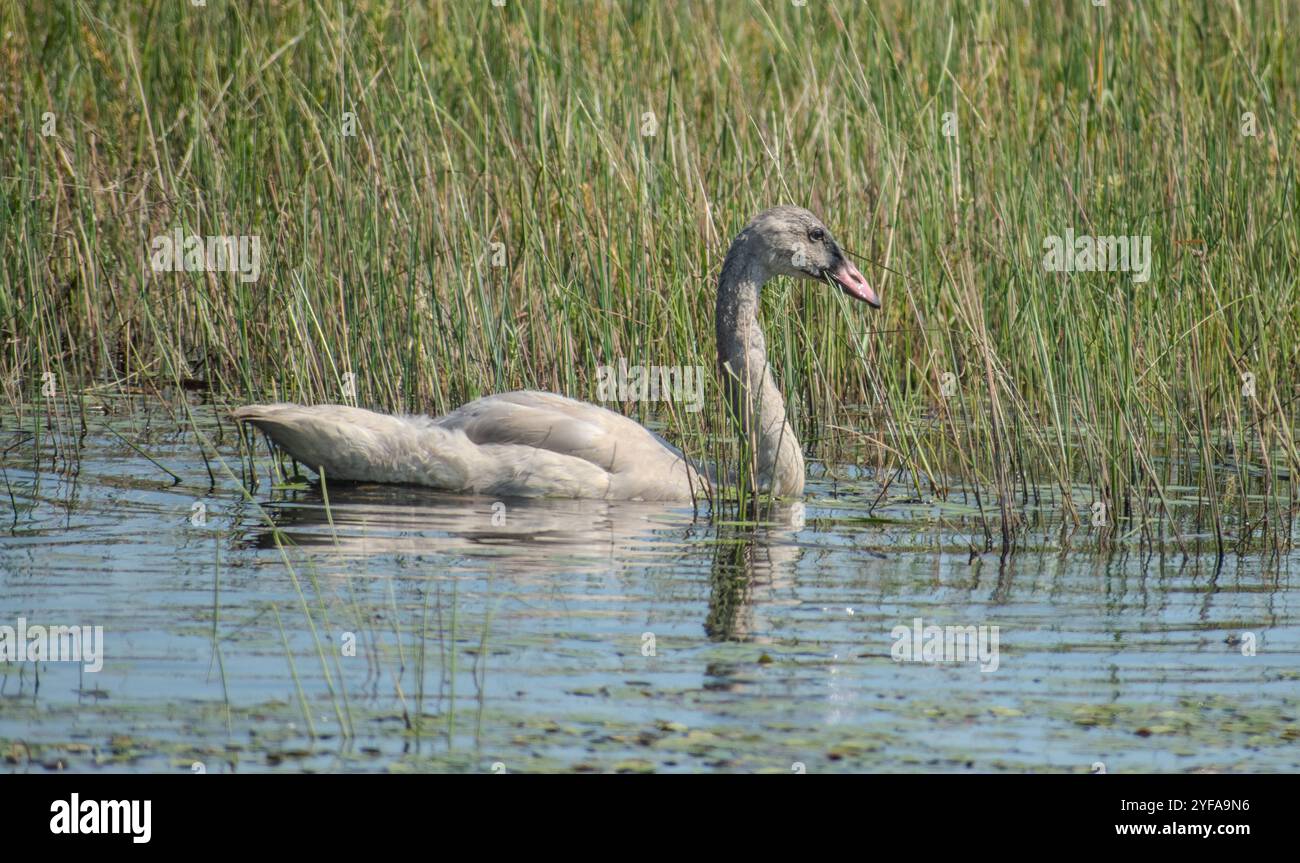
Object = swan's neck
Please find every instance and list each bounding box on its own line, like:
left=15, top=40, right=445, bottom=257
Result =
left=715, top=235, right=805, bottom=497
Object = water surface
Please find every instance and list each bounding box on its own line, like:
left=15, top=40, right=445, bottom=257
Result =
left=2, top=400, right=1297, bottom=772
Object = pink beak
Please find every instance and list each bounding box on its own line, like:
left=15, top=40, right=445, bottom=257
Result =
left=828, top=258, right=880, bottom=308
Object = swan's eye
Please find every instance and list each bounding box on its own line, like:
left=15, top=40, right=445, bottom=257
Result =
left=808, top=228, right=825, bottom=242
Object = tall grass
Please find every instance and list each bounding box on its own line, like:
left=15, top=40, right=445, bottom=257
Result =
left=1, top=0, right=1297, bottom=551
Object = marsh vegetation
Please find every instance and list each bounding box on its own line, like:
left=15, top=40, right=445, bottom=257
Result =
left=1, top=1, right=1299, bottom=774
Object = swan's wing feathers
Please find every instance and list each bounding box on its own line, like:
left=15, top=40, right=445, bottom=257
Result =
left=436, top=391, right=646, bottom=471
left=434, top=391, right=703, bottom=499
left=438, top=396, right=607, bottom=462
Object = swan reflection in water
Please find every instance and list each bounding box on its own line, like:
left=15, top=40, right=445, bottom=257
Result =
left=243, top=481, right=699, bottom=566
left=705, top=517, right=802, bottom=642
left=241, top=482, right=804, bottom=643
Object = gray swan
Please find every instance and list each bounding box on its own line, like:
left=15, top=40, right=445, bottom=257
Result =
left=233, top=206, right=880, bottom=500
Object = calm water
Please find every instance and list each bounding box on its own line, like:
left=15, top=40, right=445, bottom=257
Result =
left=2, top=400, right=1298, bottom=772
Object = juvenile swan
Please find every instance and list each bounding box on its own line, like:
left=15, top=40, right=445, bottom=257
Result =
left=233, top=206, right=880, bottom=500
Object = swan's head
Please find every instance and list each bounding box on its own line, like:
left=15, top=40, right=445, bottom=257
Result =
left=746, top=205, right=880, bottom=308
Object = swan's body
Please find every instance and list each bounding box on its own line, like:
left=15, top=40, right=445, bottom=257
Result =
left=232, top=390, right=705, bottom=500
left=234, top=206, right=879, bottom=500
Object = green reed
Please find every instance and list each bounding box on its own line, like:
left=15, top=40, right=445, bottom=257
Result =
left=1, top=0, right=1296, bottom=549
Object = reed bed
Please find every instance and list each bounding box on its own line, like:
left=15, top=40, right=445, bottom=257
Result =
left=2, top=0, right=1297, bottom=551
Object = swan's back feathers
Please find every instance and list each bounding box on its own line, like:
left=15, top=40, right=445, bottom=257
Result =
left=230, top=403, right=474, bottom=489
left=232, top=391, right=705, bottom=500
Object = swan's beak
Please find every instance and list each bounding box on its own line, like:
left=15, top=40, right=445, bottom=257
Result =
left=828, top=259, right=880, bottom=308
